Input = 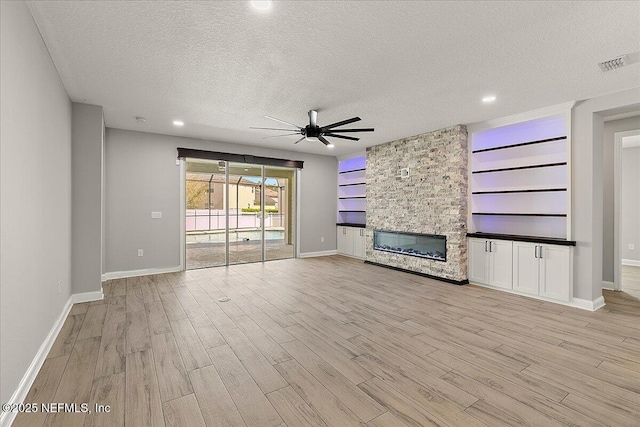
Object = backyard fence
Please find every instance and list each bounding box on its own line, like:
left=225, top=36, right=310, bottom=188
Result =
left=186, top=209, right=285, bottom=232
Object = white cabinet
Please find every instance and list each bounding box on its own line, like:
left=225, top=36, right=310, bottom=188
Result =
left=513, top=242, right=571, bottom=302
left=470, top=236, right=573, bottom=304
left=353, top=228, right=366, bottom=258
left=337, top=226, right=366, bottom=259
left=468, top=238, right=513, bottom=289
left=512, top=242, right=540, bottom=295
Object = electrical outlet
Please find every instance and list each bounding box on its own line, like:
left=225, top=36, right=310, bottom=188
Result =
left=57, top=280, right=62, bottom=295
left=321, top=237, right=325, bottom=243
left=630, top=244, right=636, bottom=250
left=138, top=249, right=144, bottom=257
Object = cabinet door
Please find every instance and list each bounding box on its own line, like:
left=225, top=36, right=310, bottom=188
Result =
left=489, top=240, right=513, bottom=289
left=337, top=227, right=355, bottom=255
left=512, top=242, right=539, bottom=295
left=352, top=228, right=366, bottom=259
left=539, top=245, right=571, bottom=301
left=468, top=238, right=489, bottom=285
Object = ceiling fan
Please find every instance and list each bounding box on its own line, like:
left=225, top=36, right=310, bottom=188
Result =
left=251, top=110, right=374, bottom=147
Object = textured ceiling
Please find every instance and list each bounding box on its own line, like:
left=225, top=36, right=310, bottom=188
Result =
left=27, top=1, right=640, bottom=157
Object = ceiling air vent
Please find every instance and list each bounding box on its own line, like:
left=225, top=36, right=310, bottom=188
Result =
left=598, top=55, right=628, bottom=72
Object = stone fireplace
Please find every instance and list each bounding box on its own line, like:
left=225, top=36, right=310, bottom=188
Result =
left=366, top=125, right=468, bottom=284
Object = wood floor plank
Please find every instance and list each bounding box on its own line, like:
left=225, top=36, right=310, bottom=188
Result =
left=43, top=337, right=101, bottom=427
left=357, top=378, right=443, bottom=427
left=275, top=359, right=366, bottom=426
left=163, top=394, right=206, bottom=427
left=84, top=372, right=125, bottom=427
left=185, top=307, right=227, bottom=349
left=560, top=392, right=639, bottom=427
left=353, top=353, right=484, bottom=426
left=151, top=333, right=193, bottom=402
left=77, top=304, right=108, bottom=340
left=189, top=365, right=247, bottom=427
left=94, top=320, right=125, bottom=377
left=282, top=339, right=385, bottom=422
left=159, top=292, right=188, bottom=321
left=266, top=386, right=329, bottom=427
left=125, top=309, right=151, bottom=354
left=145, top=301, right=172, bottom=335
left=367, top=412, right=409, bottom=427
left=219, top=327, right=288, bottom=394
left=125, top=349, right=164, bottom=427
left=286, top=323, right=373, bottom=384
left=233, top=314, right=291, bottom=365
left=47, top=313, right=85, bottom=358
left=208, top=344, right=283, bottom=427
left=13, top=356, right=69, bottom=427
left=170, top=318, right=212, bottom=371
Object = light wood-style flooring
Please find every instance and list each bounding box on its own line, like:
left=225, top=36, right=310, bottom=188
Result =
left=14, top=256, right=640, bottom=426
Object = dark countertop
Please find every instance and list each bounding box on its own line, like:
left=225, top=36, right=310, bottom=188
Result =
left=467, top=232, right=576, bottom=246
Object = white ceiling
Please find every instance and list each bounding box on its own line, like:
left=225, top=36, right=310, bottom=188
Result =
left=27, top=1, right=640, bottom=157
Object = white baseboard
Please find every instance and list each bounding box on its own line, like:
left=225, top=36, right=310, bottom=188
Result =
left=0, top=289, right=105, bottom=427
left=299, top=250, right=338, bottom=258
left=622, top=259, right=640, bottom=267
left=102, top=265, right=182, bottom=280
left=73, top=290, right=104, bottom=304
left=602, top=281, right=616, bottom=291
left=470, top=281, right=606, bottom=311
left=571, top=296, right=606, bottom=311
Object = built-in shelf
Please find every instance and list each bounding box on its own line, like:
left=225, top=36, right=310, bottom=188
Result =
left=472, top=162, right=567, bottom=175
left=472, top=188, right=566, bottom=195
left=338, top=156, right=367, bottom=227
left=338, top=168, right=366, bottom=174
left=472, top=213, right=567, bottom=217
left=471, top=136, right=566, bottom=154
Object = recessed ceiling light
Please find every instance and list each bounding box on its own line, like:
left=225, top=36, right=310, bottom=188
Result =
left=251, top=0, right=272, bottom=11
left=482, top=95, right=497, bottom=103
left=173, top=120, right=184, bottom=126
left=327, top=144, right=335, bottom=148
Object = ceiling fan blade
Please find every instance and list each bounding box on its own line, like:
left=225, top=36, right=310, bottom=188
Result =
left=293, top=136, right=305, bottom=145
left=321, top=117, right=361, bottom=131
left=264, top=115, right=302, bottom=129
left=324, top=133, right=360, bottom=141
left=317, top=135, right=332, bottom=146
left=323, top=128, right=374, bottom=133
left=250, top=126, right=300, bottom=131
left=309, top=110, right=318, bottom=128
left=262, top=133, right=302, bottom=139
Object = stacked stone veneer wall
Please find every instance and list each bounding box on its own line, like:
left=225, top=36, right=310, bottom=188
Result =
left=366, top=125, right=468, bottom=282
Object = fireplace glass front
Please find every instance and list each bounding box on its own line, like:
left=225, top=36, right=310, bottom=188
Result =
left=373, top=230, right=446, bottom=262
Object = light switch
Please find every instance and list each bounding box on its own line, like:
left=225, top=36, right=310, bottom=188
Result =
left=151, top=211, right=162, bottom=219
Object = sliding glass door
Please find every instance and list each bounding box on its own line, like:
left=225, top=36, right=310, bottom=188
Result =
left=185, top=159, right=295, bottom=269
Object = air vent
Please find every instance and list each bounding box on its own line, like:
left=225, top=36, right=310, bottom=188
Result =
left=598, top=55, right=628, bottom=72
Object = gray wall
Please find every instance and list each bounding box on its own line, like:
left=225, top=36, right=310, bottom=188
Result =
left=602, top=116, right=640, bottom=282
left=104, top=128, right=337, bottom=274
left=572, top=87, right=640, bottom=301
left=621, top=146, right=640, bottom=262
left=72, top=103, right=104, bottom=293
left=0, top=1, right=72, bottom=405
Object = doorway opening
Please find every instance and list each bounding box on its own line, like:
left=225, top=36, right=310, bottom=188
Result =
left=184, top=158, right=296, bottom=269
left=614, top=128, right=640, bottom=295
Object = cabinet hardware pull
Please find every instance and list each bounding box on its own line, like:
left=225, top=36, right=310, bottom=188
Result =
left=485, top=241, right=488, bottom=252
left=535, top=245, right=539, bottom=258
left=539, top=246, right=543, bottom=259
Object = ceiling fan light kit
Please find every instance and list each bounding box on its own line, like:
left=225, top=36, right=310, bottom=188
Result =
left=251, top=110, right=374, bottom=147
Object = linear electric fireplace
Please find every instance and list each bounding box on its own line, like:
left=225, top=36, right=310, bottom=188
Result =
left=373, top=230, right=446, bottom=262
